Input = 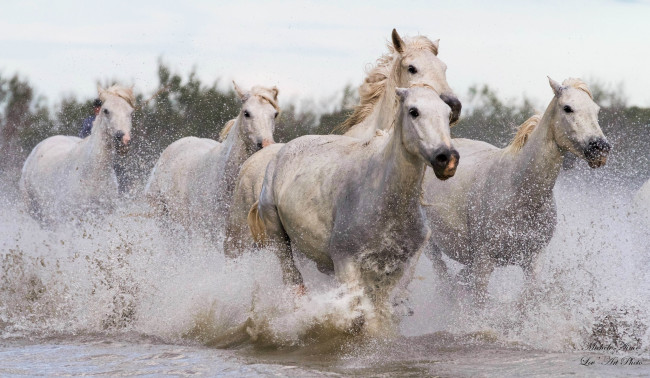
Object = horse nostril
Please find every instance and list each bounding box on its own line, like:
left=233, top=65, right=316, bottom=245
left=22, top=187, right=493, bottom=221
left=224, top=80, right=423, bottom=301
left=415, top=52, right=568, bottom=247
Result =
left=588, top=139, right=611, bottom=154
left=256, top=142, right=263, bottom=150
left=435, top=152, right=450, bottom=165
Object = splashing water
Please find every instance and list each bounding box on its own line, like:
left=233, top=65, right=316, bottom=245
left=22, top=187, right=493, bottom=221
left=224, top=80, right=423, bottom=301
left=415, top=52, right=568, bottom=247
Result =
left=1, top=166, right=649, bottom=375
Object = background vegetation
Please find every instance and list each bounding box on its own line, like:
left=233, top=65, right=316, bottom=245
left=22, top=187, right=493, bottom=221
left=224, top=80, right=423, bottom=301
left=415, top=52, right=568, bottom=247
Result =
left=1, top=62, right=648, bottom=194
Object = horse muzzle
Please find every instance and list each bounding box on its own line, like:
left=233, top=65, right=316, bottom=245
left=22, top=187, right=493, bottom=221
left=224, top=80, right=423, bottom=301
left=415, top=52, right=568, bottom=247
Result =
left=440, top=93, right=462, bottom=125
left=254, top=139, right=275, bottom=152
left=430, top=147, right=460, bottom=180
left=584, top=138, right=611, bottom=168
left=114, top=131, right=131, bottom=155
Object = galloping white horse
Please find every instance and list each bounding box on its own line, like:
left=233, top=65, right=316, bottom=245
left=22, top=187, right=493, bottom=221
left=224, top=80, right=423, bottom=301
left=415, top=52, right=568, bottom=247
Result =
left=422, top=78, right=611, bottom=300
left=20, top=85, right=135, bottom=224
left=144, top=83, right=279, bottom=238
left=248, top=86, right=459, bottom=330
left=224, top=29, right=461, bottom=255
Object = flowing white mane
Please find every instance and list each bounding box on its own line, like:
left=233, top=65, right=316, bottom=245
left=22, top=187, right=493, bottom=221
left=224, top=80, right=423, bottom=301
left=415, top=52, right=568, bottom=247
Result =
left=504, top=114, right=542, bottom=153
left=333, top=35, right=439, bottom=134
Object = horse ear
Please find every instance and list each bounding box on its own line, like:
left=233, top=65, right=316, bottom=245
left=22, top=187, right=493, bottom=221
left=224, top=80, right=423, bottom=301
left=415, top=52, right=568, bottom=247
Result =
left=97, top=84, right=105, bottom=96
left=395, top=87, right=408, bottom=101
left=432, top=39, right=440, bottom=55
left=233, top=81, right=249, bottom=103
left=271, top=86, right=279, bottom=101
left=392, top=29, right=405, bottom=54
left=548, top=76, right=562, bottom=96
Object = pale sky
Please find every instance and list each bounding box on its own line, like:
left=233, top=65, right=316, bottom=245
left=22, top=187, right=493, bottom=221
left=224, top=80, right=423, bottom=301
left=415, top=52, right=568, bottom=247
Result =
left=2, top=0, right=649, bottom=111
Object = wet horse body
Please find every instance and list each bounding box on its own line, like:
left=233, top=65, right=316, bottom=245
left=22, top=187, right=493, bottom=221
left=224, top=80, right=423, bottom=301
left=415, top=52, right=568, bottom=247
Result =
left=145, top=84, right=279, bottom=238
left=423, top=78, right=611, bottom=297
left=20, top=85, right=134, bottom=224
left=251, top=87, right=458, bottom=329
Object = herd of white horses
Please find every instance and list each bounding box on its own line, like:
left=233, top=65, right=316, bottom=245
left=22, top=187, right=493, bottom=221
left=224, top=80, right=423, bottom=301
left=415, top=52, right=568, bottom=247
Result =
left=20, top=29, right=622, bottom=331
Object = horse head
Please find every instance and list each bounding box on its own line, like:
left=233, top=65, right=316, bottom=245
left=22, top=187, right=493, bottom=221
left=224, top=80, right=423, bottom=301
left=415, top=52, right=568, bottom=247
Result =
left=396, top=85, right=459, bottom=180
left=547, top=77, right=611, bottom=168
left=232, top=81, right=279, bottom=153
left=391, top=29, right=462, bottom=124
left=97, top=85, right=135, bottom=155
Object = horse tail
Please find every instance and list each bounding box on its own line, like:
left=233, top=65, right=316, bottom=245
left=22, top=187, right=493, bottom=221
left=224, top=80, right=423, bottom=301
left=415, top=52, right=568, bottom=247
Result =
left=247, top=200, right=267, bottom=246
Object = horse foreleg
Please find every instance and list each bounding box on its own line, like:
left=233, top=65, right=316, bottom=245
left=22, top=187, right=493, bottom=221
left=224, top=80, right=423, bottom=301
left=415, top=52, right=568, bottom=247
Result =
left=425, top=238, right=452, bottom=285
left=468, top=253, right=496, bottom=306
left=391, top=227, right=432, bottom=316
left=519, top=253, right=542, bottom=309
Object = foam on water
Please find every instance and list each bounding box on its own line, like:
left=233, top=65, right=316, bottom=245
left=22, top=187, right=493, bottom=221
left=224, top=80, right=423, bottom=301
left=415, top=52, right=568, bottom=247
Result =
left=1, top=166, right=649, bottom=362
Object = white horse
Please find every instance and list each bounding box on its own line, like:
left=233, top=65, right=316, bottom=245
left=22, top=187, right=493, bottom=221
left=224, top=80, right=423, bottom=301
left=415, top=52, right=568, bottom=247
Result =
left=144, top=83, right=279, bottom=238
left=20, top=85, right=135, bottom=224
left=248, top=86, right=458, bottom=330
left=223, top=29, right=461, bottom=256
left=422, top=78, right=611, bottom=300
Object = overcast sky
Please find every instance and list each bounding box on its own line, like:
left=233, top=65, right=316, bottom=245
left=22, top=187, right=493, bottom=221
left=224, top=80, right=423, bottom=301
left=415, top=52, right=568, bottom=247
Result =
left=2, top=0, right=649, bottom=111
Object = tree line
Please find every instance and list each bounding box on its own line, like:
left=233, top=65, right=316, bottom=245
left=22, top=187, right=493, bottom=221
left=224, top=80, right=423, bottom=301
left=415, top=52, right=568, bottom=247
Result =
left=1, top=62, right=648, bottom=193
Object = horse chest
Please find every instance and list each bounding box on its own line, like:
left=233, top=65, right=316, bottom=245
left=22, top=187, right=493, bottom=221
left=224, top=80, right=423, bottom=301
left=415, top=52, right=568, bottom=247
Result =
left=332, top=209, right=427, bottom=276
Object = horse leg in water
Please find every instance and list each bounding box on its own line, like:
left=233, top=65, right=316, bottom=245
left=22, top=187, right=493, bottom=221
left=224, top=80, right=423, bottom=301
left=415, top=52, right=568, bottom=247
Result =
left=464, top=251, right=496, bottom=305
left=425, top=238, right=452, bottom=285
left=24, top=189, right=50, bottom=228
left=518, top=252, right=542, bottom=310
left=391, top=227, right=432, bottom=316
left=260, top=203, right=305, bottom=292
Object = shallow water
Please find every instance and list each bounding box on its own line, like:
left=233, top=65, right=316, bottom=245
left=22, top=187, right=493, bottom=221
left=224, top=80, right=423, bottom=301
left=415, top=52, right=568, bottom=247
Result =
left=1, top=166, right=649, bottom=376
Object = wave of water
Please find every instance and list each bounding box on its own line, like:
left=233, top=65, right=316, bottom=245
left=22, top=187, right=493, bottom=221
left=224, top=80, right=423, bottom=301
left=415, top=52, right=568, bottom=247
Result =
left=1, top=166, right=649, bottom=373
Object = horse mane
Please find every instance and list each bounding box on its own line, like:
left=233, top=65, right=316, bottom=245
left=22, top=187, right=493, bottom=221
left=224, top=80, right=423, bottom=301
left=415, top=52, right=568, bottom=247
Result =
left=504, top=114, right=542, bottom=153
left=218, top=119, right=236, bottom=142
left=100, top=85, right=136, bottom=109
left=332, top=35, right=439, bottom=134
left=219, top=85, right=280, bottom=141
left=562, top=78, right=593, bottom=99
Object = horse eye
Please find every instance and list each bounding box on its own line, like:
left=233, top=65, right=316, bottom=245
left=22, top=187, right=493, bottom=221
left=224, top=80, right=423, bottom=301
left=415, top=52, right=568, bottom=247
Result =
left=407, top=65, right=417, bottom=74
left=243, top=110, right=250, bottom=118
left=103, top=108, right=109, bottom=115
left=563, top=105, right=573, bottom=113
left=274, top=112, right=279, bottom=119
left=409, top=108, right=419, bottom=118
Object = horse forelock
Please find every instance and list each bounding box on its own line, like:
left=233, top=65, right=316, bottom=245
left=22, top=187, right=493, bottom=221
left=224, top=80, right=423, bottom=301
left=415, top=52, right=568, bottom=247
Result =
left=505, top=114, right=542, bottom=153
left=561, top=78, right=593, bottom=100
left=100, top=85, right=136, bottom=109
left=333, top=34, right=439, bottom=134
left=400, top=35, right=439, bottom=56
left=249, top=86, right=281, bottom=113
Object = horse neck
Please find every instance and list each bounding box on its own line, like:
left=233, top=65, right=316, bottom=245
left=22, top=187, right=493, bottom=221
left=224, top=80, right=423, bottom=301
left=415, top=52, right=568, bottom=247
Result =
left=81, top=117, right=114, bottom=179
left=510, top=100, right=563, bottom=199
left=374, top=113, right=426, bottom=208
left=211, top=117, right=249, bottom=192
